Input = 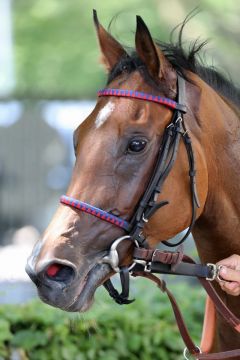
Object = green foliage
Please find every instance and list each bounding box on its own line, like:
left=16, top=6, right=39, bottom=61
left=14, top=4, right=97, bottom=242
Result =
left=12, top=0, right=164, bottom=99
left=12, top=0, right=240, bottom=99
left=0, top=281, right=205, bottom=360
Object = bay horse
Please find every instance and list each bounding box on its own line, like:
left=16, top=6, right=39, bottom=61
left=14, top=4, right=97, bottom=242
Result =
left=26, top=11, right=240, bottom=359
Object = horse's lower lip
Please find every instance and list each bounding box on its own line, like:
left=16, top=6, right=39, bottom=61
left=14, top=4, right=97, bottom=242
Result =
left=66, top=263, right=112, bottom=312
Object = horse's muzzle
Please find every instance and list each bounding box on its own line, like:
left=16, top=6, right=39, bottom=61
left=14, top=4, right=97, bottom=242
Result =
left=25, top=258, right=77, bottom=289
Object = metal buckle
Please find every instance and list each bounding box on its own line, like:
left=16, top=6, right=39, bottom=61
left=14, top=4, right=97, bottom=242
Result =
left=133, top=259, right=147, bottom=266
left=175, top=115, right=183, bottom=124
left=144, top=262, right=151, bottom=273
left=131, top=259, right=151, bottom=273
left=183, top=346, right=202, bottom=359
left=206, top=263, right=217, bottom=281
left=167, top=122, right=174, bottom=129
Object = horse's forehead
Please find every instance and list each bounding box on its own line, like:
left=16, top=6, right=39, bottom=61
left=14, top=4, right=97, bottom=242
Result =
left=95, top=101, right=115, bottom=128
left=93, top=72, right=152, bottom=128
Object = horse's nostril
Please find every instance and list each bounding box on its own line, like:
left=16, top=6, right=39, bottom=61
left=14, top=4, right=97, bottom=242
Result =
left=46, top=263, right=62, bottom=277
left=46, top=263, right=75, bottom=283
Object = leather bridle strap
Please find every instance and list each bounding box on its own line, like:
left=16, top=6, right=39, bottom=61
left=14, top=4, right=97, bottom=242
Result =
left=133, top=248, right=240, bottom=330
left=98, top=87, right=186, bottom=112
left=60, top=76, right=199, bottom=249
left=103, top=267, right=134, bottom=305
left=131, top=270, right=240, bottom=359
left=132, top=271, right=201, bottom=356
left=133, top=247, right=216, bottom=278
left=185, top=256, right=240, bottom=331
left=128, top=75, right=200, bottom=248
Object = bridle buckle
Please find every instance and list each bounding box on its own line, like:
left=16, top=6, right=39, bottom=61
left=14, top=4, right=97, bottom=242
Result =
left=206, top=263, right=218, bottom=281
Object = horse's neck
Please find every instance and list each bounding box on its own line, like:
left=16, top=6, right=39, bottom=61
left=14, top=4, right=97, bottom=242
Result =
left=192, top=79, right=240, bottom=263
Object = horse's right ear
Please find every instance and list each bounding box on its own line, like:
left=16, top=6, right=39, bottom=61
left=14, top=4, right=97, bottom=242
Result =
left=93, top=10, right=128, bottom=72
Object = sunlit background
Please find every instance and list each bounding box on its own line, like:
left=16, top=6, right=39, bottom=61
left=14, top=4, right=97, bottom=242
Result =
left=0, top=0, right=239, bottom=358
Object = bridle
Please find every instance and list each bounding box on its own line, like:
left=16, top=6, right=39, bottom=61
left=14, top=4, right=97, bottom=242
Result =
left=60, top=75, right=201, bottom=298
left=60, top=75, right=240, bottom=359
left=61, top=76, right=199, bottom=248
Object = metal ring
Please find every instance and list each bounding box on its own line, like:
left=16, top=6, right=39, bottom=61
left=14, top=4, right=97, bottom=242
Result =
left=216, top=264, right=225, bottom=282
left=127, top=239, right=142, bottom=271
left=101, top=235, right=131, bottom=273
left=183, top=346, right=202, bottom=360
left=128, top=262, right=137, bottom=272
left=109, top=235, right=131, bottom=252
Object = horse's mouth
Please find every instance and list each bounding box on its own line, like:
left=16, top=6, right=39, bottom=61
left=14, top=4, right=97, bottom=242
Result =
left=67, top=262, right=112, bottom=312
left=38, top=262, right=112, bottom=313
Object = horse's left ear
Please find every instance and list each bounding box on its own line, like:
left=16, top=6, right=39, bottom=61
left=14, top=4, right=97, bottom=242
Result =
left=135, top=16, right=177, bottom=95
left=93, top=10, right=128, bottom=72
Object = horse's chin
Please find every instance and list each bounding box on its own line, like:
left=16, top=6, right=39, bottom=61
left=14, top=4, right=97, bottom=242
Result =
left=38, top=263, right=112, bottom=313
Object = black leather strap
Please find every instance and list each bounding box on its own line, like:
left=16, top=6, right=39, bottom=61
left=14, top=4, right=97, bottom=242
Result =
left=133, top=261, right=213, bottom=278
left=128, top=75, right=200, bottom=249
left=103, top=267, right=134, bottom=305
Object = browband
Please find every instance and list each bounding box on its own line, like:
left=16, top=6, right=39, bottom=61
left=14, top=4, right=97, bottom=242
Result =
left=98, top=88, right=187, bottom=113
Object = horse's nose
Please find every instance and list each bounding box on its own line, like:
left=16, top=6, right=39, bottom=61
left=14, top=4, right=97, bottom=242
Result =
left=25, top=262, right=40, bottom=286
left=25, top=258, right=77, bottom=288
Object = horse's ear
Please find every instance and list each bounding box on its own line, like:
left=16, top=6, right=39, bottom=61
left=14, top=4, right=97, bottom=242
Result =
left=93, top=10, right=128, bottom=72
left=135, top=16, right=177, bottom=95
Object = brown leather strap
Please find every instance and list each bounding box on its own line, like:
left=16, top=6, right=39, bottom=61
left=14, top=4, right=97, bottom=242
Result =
left=134, top=248, right=182, bottom=263
left=182, top=254, right=240, bottom=331
left=132, top=271, right=201, bottom=355
left=133, top=248, right=240, bottom=331
left=131, top=270, right=240, bottom=359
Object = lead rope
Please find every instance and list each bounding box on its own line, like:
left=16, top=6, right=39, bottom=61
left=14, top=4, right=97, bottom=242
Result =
left=131, top=270, right=240, bottom=360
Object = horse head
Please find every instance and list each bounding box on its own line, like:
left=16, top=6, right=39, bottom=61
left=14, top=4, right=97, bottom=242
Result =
left=26, top=11, right=208, bottom=312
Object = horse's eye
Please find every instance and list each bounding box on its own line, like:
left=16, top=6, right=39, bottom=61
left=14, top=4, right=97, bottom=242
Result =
left=127, top=139, right=147, bottom=153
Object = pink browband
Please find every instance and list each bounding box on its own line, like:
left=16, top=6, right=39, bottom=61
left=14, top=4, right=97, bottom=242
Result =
left=60, top=195, right=130, bottom=231
left=98, top=88, right=186, bottom=112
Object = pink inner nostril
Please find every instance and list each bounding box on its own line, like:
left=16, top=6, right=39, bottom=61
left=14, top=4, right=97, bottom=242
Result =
left=46, top=264, right=62, bottom=277
left=45, top=263, right=75, bottom=283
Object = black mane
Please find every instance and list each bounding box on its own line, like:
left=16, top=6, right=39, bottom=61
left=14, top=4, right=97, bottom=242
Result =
left=157, top=39, right=240, bottom=108
left=108, top=24, right=240, bottom=109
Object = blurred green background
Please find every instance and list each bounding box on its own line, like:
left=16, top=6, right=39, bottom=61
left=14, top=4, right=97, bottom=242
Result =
left=10, top=0, right=240, bottom=100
